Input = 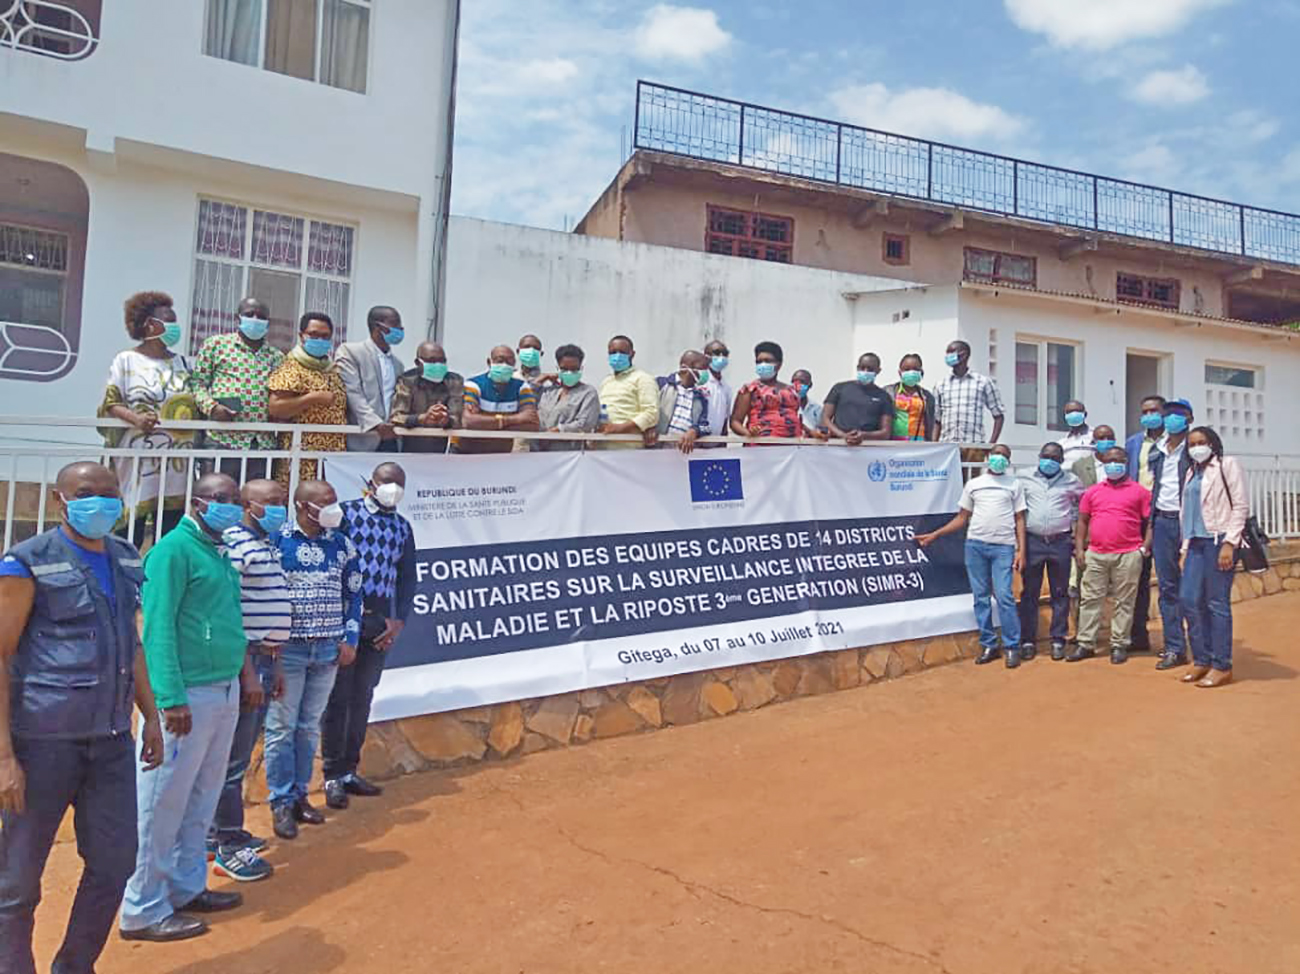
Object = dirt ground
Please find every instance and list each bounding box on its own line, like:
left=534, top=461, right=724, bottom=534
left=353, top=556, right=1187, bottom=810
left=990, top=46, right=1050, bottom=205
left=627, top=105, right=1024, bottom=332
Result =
left=35, top=594, right=1300, bottom=974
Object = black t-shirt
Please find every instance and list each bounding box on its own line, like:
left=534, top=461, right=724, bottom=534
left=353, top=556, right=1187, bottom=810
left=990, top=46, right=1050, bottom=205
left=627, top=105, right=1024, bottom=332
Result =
left=825, top=381, right=896, bottom=433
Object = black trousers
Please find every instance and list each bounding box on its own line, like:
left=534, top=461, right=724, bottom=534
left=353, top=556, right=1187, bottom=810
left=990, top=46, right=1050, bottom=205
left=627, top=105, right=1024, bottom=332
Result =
left=1131, top=552, right=1153, bottom=646
left=1017, top=533, right=1073, bottom=645
left=320, top=640, right=387, bottom=781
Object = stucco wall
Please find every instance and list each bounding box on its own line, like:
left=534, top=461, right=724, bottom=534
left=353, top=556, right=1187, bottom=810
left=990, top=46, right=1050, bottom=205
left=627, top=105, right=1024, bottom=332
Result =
left=443, top=217, right=918, bottom=391
left=611, top=178, right=1232, bottom=318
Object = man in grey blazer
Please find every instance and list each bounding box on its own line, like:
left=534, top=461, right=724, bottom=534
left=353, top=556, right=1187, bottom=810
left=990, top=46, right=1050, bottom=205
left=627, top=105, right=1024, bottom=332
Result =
left=336, top=306, right=407, bottom=452
left=1070, top=423, right=1117, bottom=488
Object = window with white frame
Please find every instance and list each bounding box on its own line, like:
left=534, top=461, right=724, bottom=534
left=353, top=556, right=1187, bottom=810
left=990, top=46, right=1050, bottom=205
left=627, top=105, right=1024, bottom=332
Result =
left=1204, top=361, right=1264, bottom=442
left=1014, top=338, right=1078, bottom=431
left=203, top=0, right=371, bottom=94
left=190, top=198, right=355, bottom=355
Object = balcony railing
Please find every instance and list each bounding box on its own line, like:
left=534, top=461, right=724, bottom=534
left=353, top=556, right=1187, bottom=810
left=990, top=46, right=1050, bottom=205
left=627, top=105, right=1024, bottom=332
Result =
left=0, top=0, right=99, bottom=61
left=633, top=81, right=1300, bottom=267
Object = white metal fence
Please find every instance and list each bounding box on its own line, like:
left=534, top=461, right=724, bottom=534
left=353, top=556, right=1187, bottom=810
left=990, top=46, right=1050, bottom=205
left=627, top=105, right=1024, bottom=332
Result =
left=4, top=416, right=1299, bottom=549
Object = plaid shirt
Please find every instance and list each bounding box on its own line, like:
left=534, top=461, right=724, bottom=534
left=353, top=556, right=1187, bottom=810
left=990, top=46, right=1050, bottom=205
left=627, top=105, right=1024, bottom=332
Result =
left=191, top=332, right=285, bottom=449
left=933, top=370, right=1005, bottom=443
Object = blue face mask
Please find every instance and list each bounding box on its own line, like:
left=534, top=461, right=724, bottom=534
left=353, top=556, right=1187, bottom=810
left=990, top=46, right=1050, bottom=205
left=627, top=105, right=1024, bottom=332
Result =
left=1038, top=457, right=1062, bottom=477
left=945, top=352, right=961, bottom=368
left=710, top=355, right=728, bottom=373
left=254, top=504, right=287, bottom=534
left=383, top=327, right=405, bottom=347
left=518, top=347, right=542, bottom=369
left=608, top=351, right=631, bottom=373
left=238, top=316, right=269, bottom=341
left=422, top=361, right=449, bottom=382
left=856, top=370, right=878, bottom=385
left=987, top=454, right=1009, bottom=474
left=794, top=382, right=809, bottom=398
left=755, top=362, right=778, bottom=380
left=1093, top=439, right=1116, bottom=453
left=302, top=336, right=332, bottom=358
left=61, top=494, right=123, bottom=540
left=1140, top=412, right=1164, bottom=430
left=197, top=498, right=243, bottom=533
left=152, top=319, right=182, bottom=348
left=488, top=362, right=515, bottom=383
left=1164, top=413, right=1188, bottom=435
left=1064, top=411, right=1086, bottom=428
left=1104, top=462, right=1127, bottom=480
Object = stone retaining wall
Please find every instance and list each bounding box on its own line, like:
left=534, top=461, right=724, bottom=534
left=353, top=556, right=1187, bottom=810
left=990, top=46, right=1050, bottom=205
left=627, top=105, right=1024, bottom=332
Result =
left=236, top=554, right=1300, bottom=802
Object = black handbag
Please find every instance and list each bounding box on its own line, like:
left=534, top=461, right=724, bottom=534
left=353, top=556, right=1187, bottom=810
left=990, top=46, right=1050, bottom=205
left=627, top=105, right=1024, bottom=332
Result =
left=1220, top=465, right=1270, bottom=574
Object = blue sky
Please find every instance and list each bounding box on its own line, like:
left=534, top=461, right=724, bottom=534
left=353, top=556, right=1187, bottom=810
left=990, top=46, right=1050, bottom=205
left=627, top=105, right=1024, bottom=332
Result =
left=450, top=0, right=1299, bottom=231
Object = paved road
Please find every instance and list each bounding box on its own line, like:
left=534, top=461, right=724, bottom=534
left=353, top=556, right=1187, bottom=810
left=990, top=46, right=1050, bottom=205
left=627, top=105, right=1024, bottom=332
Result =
left=38, top=594, right=1300, bottom=973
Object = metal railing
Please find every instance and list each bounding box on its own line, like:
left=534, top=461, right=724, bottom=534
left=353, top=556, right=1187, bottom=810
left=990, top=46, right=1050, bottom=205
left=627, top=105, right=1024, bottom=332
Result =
left=0, top=415, right=973, bottom=550
left=0, top=0, right=98, bottom=61
left=633, top=81, right=1300, bottom=267
left=6, top=416, right=1300, bottom=549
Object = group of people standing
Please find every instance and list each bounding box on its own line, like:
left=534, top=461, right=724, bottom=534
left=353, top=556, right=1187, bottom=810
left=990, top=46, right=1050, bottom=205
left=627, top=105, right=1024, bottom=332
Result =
left=100, top=291, right=1016, bottom=544
left=918, top=396, right=1248, bottom=685
left=0, top=456, right=414, bottom=969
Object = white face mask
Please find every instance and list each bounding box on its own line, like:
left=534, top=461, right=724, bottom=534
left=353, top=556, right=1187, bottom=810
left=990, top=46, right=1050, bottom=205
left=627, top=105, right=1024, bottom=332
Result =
left=309, top=501, right=344, bottom=529
left=373, top=482, right=404, bottom=509
left=1189, top=444, right=1213, bottom=464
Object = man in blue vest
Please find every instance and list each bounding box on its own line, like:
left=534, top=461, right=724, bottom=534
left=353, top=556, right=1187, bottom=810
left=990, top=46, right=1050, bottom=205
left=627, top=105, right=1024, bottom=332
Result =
left=0, top=461, right=164, bottom=974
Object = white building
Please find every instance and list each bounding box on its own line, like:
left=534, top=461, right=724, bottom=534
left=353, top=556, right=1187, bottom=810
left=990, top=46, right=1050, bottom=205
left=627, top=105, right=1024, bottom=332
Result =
left=0, top=0, right=459, bottom=429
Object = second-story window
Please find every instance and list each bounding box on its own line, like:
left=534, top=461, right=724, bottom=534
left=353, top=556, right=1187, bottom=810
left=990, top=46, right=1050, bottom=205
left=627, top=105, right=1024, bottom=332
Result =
left=1116, top=272, right=1180, bottom=311
left=705, top=206, right=794, bottom=264
left=963, top=247, right=1037, bottom=287
left=204, top=0, right=371, bottom=94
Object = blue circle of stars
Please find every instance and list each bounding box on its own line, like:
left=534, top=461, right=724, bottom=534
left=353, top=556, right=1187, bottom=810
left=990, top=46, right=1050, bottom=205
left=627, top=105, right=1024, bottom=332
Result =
left=701, top=462, right=734, bottom=499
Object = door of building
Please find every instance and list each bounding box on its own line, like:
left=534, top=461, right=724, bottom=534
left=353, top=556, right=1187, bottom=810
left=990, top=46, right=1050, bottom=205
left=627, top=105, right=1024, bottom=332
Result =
left=1125, top=352, right=1167, bottom=440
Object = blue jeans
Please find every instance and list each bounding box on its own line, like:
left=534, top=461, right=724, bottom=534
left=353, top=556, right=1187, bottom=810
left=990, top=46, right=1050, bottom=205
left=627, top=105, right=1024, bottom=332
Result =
left=1180, top=537, right=1235, bottom=671
left=0, top=735, right=136, bottom=974
left=211, top=654, right=276, bottom=844
left=265, top=640, right=340, bottom=809
left=120, top=678, right=240, bottom=932
left=965, top=540, right=1020, bottom=649
left=1152, top=514, right=1186, bottom=656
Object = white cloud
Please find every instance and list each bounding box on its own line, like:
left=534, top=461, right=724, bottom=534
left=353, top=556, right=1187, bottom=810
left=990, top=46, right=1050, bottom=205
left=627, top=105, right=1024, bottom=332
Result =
left=633, top=5, right=732, bottom=62
left=828, top=84, right=1027, bottom=145
left=1121, top=143, right=1181, bottom=183
left=1131, top=65, right=1210, bottom=105
left=517, top=57, right=580, bottom=86
left=1005, top=0, right=1230, bottom=50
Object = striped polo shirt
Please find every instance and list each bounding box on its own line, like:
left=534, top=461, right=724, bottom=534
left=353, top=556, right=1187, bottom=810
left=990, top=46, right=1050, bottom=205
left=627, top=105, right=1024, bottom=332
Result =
left=463, top=372, right=536, bottom=415
left=221, top=522, right=292, bottom=646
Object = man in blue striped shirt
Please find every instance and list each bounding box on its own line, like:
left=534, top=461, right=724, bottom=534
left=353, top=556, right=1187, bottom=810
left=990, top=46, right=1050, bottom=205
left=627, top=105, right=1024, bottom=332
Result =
left=209, top=480, right=292, bottom=882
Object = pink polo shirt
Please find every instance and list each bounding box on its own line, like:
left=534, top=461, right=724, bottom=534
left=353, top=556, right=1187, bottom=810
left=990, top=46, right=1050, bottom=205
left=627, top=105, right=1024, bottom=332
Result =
left=1080, top=478, right=1151, bottom=554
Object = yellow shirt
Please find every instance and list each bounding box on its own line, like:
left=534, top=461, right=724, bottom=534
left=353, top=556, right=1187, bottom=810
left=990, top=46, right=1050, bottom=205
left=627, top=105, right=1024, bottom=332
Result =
left=1138, top=436, right=1157, bottom=490
left=598, top=368, right=659, bottom=448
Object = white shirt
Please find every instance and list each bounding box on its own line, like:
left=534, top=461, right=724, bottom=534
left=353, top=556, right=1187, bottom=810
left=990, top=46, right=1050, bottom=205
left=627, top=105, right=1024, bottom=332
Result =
left=1154, top=436, right=1185, bottom=513
left=960, top=472, right=1027, bottom=546
left=1056, top=428, right=1095, bottom=469
left=371, top=338, right=397, bottom=414
left=704, top=373, right=734, bottom=437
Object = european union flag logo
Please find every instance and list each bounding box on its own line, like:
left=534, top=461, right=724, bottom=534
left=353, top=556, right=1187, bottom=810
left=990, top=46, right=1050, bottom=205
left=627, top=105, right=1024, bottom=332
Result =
left=689, top=458, right=744, bottom=502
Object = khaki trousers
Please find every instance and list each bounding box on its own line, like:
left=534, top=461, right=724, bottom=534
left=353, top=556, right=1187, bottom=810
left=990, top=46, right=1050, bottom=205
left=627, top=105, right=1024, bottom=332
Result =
left=1077, top=549, right=1144, bottom=652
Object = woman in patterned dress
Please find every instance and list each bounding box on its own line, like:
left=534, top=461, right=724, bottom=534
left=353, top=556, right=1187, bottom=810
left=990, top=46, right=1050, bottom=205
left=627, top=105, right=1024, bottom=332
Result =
left=268, top=312, right=348, bottom=486
left=98, top=291, right=198, bottom=543
left=729, top=340, right=805, bottom=441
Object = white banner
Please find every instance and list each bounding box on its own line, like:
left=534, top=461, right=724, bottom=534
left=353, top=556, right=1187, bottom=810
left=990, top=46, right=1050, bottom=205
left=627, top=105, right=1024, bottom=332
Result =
left=325, top=445, right=974, bottom=722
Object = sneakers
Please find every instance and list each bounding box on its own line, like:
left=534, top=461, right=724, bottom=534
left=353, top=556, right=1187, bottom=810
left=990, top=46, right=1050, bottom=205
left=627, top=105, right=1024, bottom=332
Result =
left=206, top=829, right=268, bottom=861
left=213, top=846, right=274, bottom=883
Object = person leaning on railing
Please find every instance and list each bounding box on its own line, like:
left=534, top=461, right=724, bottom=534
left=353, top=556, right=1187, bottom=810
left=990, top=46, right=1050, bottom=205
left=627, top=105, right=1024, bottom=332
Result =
left=267, top=312, right=348, bottom=485
left=98, top=291, right=199, bottom=541
left=730, top=340, right=803, bottom=441
left=458, top=345, right=540, bottom=454
left=191, top=297, right=283, bottom=481
left=389, top=341, right=464, bottom=454
left=533, top=343, right=600, bottom=452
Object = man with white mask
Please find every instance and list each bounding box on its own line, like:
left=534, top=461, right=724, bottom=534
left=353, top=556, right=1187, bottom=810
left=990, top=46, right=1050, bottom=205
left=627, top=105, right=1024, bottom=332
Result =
left=321, top=463, right=415, bottom=810
left=265, top=480, right=362, bottom=840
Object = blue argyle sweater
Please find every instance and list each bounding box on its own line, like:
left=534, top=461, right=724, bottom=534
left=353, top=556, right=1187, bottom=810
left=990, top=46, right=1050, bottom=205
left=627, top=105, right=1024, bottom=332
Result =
left=339, top=497, right=416, bottom=621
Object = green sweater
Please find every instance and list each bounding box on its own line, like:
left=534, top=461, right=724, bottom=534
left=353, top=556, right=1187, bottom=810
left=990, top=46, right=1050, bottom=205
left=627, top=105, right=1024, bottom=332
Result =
left=141, top=516, right=247, bottom=708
